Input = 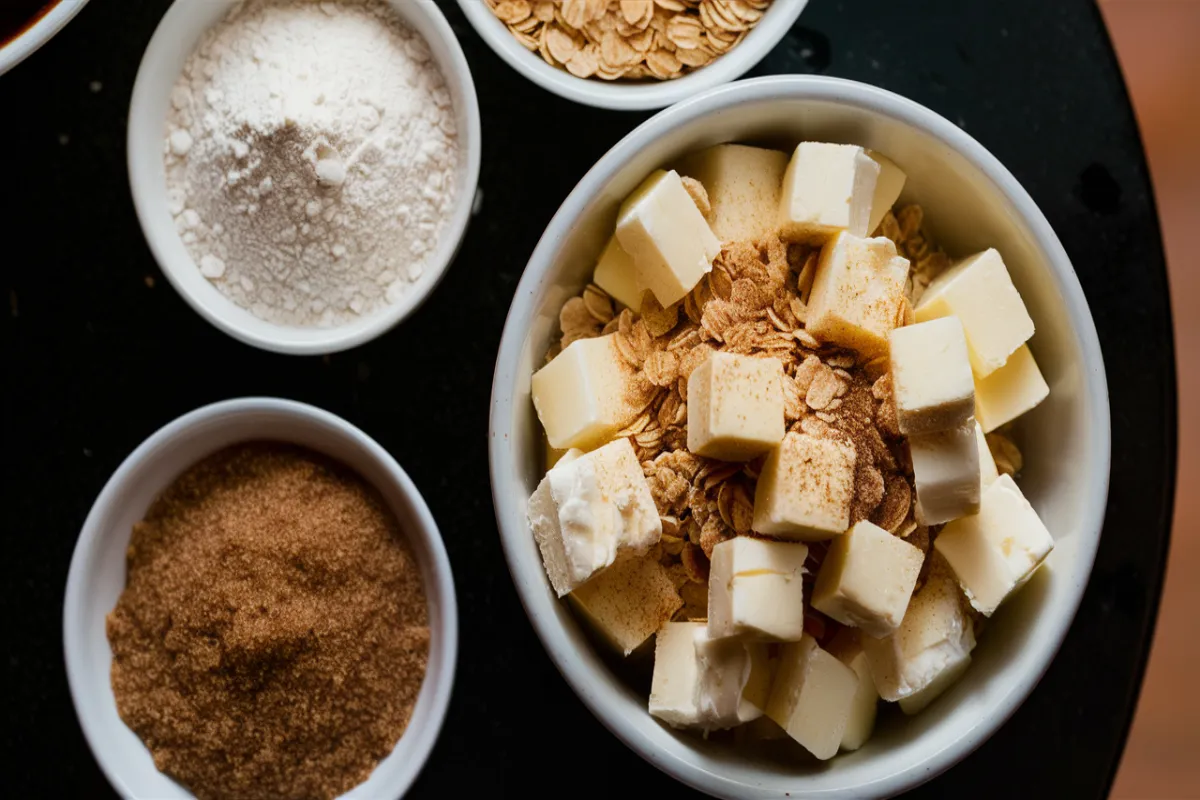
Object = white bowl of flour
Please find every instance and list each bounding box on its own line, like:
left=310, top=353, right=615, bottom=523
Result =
left=129, top=0, right=481, bottom=355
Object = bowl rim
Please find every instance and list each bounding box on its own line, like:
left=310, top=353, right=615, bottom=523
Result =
left=63, top=397, right=459, bottom=799
left=126, top=0, right=482, bottom=355
left=0, top=0, right=89, bottom=77
left=488, top=74, right=1111, bottom=797
left=454, top=0, right=809, bottom=111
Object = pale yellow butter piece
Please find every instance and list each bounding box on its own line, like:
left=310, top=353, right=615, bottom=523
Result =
left=898, top=652, right=972, bottom=715
left=811, top=520, right=924, bottom=638
left=742, top=640, right=776, bottom=714
left=570, top=554, right=682, bottom=656
left=889, top=316, right=975, bottom=436
left=592, top=235, right=642, bottom=310
left=649, top=621, right=767, bottom=730
left=687, top=352, right=785, bottom=461
left=544, top=438, right=576, bottom=470
left=752, top=432, right=856, bottom=541
left=778, top=142, right=880, bottom=244
left=615, top=169, right=720, bottom=307
left=915, top=248, right=1035, bottom=377
left=825, top=629, right=879, bottom=751
left=531, top=333, right=642, bottom=450
left=735, top=715, right=790, bottom=743
left=708, top=536, right=808, bottom=642
left=765, top=634, right=859, bottom=760
left=934, top=473, right=1054, bottom=617
left=909, top=420, right=982, bottom=526
left=649, top=622, right=704, bottom=728
left=976, top=421, right=999, bottom=487
left=866, top=150, right=907, bottom=235
left=807, top=232, right=910, bottom=358
left=677, top=143, right=789, bottom=242
left=974, top=343, right=1049, bottom=433
left=862, top=555, right=975, bottom=702
left=528, top=438, right=661, bottom=597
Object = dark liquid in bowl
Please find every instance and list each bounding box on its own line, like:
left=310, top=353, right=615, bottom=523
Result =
left=1, top=0, right=60, bottom=47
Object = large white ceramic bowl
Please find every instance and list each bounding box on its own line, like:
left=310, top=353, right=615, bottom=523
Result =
left=456, top=0, right=808, bottom=110
left=128, top=0, right=481, bottom=355
left=0, top=0, right=88, bottom=77
left=64, top=398, right=458, bottom=799
left=489, top=75, right=1111, bottom=798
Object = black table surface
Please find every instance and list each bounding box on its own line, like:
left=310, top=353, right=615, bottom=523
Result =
left=0, top=0, right=1176, bottom=797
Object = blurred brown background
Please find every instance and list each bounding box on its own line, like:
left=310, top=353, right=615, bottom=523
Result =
left=1099, top=1, right=1200, bottom=797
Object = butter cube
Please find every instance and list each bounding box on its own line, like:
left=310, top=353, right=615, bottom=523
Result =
left=592, top=235, right=642, bottom=310
left=974, top=344, right=1049, bottom=433
left=889, top=316, right=975, bottom=436
left=545, top=439, right=577, bottom=470
left=708, top=536, right=809, bottom=641
left=811, top=520, right=924, bottom=638
left=765, top=634, right=859, bottom=760
left=570, top=554, right=682, bottom=656
left=909, top=421, right=982, bottom=526
left=934, top=473, right=1054, bottom=616
left=778, top=142, right=880, bottom=243
left=826, top=630, right=879, bottom=751
left=616, top=169, right=720, bottom=307
left=898, top=652, right=971, bottom=715
left=915, top=248, right=1035, bottom=378
left=677, top=143, right=789, bottom=242
left=807, top=232, right=910, bottom=358
left=650, top=622, right=767, bottom=730
left=736, top=715, right=790, bottom=743
left=976, top=421, right=999, bottom=487
left=862, top=555, right=976, bottom=701
left=742, top=641, right=776, bottom=716
left=687, top=352, right=785, bottom=461
left=528, top=439, right=661, bottom=597
left=866, top=150, right=907, bottom=235
left=752, top=432, right=856, bottom=541
left=531, top=333, right=643, bottom=450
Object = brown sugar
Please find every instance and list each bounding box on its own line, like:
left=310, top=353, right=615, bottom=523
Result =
left=106, top=442, right=429, bottom=800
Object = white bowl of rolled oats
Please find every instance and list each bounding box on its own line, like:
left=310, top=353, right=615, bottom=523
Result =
left=457, top=0, right=808, bottom=110
left=490, top=75, right=1110, bottom=797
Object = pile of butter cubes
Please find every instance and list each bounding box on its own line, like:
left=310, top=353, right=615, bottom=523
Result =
left=526, top=139, right=1054, bottom=760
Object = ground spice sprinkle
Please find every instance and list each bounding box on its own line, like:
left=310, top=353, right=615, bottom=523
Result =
left=106, top=442, right=429, bottom=800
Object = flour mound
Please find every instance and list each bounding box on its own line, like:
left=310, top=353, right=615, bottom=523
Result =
left=164, top=0, right=460, bottom=327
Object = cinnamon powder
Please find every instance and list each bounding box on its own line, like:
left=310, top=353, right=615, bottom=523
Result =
left=106, top=442, right=429, bottom=800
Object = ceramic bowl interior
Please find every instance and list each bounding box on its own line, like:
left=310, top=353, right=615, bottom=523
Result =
left=64, top=398, right=458, bottom=799
left=489, top=76, right=1110, bottom=798
left=0, top=0, right=89, bottom=77
left=126, top=0, right=481, bottom=354
left=455, top=0, right=808, bottom=110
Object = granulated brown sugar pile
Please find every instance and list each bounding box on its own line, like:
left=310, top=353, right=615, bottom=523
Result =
left=107, top=443, right=429, bottom=800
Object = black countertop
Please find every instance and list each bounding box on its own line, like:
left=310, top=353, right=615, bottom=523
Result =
left=0, top=0, right=1176, bottom=797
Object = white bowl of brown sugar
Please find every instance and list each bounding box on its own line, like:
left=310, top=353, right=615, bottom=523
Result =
left=64, top=398, right=457, bottom=799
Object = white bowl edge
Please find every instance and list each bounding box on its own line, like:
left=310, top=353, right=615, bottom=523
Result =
left=126, top=0, right=482, bottom=355
left=455, top=0, right=808, bottom=111
left=488, top=75, right=1111, bottom=798
left=0, top=0, right=89, bottom=77
left=63, top=398, right=458, bottom=799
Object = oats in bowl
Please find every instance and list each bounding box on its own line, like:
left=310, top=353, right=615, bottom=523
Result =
left=523, top=139, right=1052, bottom=760
left=486, top=0, right=772, bottom=81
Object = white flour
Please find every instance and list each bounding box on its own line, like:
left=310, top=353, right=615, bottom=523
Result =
left=164, top=0, right=460, bottom=327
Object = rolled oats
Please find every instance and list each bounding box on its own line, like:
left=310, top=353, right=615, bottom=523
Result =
left=488, top=0, right=774, bottom=82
